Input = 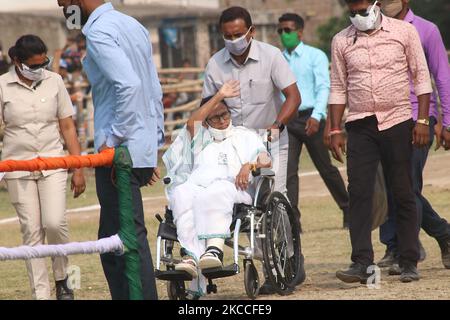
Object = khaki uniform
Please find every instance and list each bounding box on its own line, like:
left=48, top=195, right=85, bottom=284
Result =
left=0, top=69, right=74, bottom=300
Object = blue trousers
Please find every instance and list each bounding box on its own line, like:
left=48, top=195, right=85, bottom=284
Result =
left=379, top=117, right=450, bottom=253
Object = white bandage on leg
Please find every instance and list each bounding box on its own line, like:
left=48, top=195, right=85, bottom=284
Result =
left=206, top=238, right=225, bottom=252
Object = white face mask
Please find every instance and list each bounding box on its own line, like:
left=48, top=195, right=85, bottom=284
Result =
left=223, top=27, right=253, bottom=56
left=20, top=64, right=44, bottom=82
left=208, top=121, right=233, bottom=142
left=350, top=1, right=381, bottom=32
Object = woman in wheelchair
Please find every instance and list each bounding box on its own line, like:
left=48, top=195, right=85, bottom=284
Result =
left=165, top=80, right=272, bottom=282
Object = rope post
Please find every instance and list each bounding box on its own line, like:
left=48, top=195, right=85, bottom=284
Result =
left=114, top=147, right=143, bottom=300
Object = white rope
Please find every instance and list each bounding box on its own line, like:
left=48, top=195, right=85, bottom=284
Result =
left=0, top=235, right=124, bottom=261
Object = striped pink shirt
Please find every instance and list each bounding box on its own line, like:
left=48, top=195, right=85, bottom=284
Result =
left=328, top=15, right=432, bottom=131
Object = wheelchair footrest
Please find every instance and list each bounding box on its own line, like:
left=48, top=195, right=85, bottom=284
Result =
left=201, top=264, right=240, bottom=279
left=155, top=269, right=193, bottom=281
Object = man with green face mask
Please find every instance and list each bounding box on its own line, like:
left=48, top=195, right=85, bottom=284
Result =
left=279, top=13, right=350, bottom=230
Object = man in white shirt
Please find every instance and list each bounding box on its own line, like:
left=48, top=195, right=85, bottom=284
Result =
left=202, top=6, right=301, bottom=195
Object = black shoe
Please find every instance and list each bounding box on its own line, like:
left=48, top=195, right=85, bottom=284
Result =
left=342, top=208, right=349, bottom=229
left=437, top=236, right=450, bottom=269
left=377, top=250, right=397, bottom=268
left=399, top=265, right=420, bottom=283
left=419, top=241, right=427, bottom=262
left=336, top=263, right=371, bottom=284
left=258, top=280, right=276, bottom=295
left=388, top=262, right=401, bottom=276
left=56, top=277, right=74, bottom=300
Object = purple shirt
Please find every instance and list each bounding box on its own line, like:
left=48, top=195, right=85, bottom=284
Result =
left=405, top=10, right=450, bottom=126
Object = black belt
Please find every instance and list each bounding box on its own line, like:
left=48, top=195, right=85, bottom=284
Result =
left=298, top=108, right=314, bottom=117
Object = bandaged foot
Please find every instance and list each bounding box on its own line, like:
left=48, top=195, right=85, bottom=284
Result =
left=199, top=240, right=225, bottom=270
left=175, top=256, right=198, bottom=278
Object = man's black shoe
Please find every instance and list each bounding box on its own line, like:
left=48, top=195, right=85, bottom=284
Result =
left=399, top=265, right=420, bottom=283
left=437, top=236, right=450, bottom=269
left=56, top=277, right=74, bottom=300
left=388, top=262, right=401, bottom=276
left=377, top=250, right=397, bottom=268
left=336, top=263, right=371, bottom=284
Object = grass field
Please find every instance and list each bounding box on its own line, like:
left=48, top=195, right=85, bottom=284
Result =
left=0, top=149, right=449, bottom=300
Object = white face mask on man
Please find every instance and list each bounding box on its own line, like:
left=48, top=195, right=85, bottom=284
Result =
left=350, top=1, right=381, bottom=32
left=223, top=27, right=253, bottom=56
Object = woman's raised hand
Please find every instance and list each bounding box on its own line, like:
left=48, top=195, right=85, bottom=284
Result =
left=219, top=80, right=240, bottom=99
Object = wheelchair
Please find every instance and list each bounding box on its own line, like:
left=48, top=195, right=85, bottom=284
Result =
left=154, top=168, right=305, bottom=300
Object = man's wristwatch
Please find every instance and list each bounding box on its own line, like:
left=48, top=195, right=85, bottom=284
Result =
left=446, top=126, right=450, bottom=133
left=273, top=120, right=285, bottom=132
left=416, top=118, right=430, bottom=126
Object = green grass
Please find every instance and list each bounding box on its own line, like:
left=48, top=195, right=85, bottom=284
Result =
left=0, top=139, right=448, bottom=300
left=1, top=184, right=448, bottom=300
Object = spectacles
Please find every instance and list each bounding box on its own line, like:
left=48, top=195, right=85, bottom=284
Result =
left=207, top=112, right=231, bottom=124
left=349, top=8, right=371, bottom=18
left=277, top=27, right=297, bottom=35
left=23, top=57, right=50, bottom=71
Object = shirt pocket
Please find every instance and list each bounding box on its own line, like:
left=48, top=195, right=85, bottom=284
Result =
left=38, top=93, right=59, bottom=122
left=249, top=79, right=273, bottom=105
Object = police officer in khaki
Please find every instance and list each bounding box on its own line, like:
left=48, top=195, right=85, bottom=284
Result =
left=0, top=35, right=86, bottom=300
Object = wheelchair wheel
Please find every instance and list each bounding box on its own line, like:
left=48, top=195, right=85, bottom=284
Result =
left=167, top=280, right=187, bottom=300
left=262, top=192, right=303, bottom=295
left=244, top=260, right=260, bottom=300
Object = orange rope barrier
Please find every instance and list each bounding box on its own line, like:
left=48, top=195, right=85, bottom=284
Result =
left=0, top=149, right=115, bottom=172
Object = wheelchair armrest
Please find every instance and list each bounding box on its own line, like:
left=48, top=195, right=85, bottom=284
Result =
left=157, top=221, right=178, bottom=242
left=155, top=207, right=178, bottom=241
left=252, top=168, right=275, bottom=177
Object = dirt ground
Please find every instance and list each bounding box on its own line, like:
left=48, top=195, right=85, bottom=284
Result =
left=1, top=153, right=449, bottom=300
left=155, top=153, right=450, bottom=300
